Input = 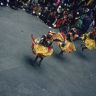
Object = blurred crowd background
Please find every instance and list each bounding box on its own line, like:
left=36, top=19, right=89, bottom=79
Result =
left=0, top=0, right=96, bottom=36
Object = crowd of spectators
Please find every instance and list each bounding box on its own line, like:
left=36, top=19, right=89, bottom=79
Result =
left=0, top=0, right=96, bottom=36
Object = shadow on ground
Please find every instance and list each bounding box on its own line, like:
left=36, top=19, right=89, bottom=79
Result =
left=23, top=55, right=45, bottom=69
left=23, top=55, right=37, bottom=66
left=52, top=52, right=69, bottom=63
left=74, top=51, right=89, bottom=61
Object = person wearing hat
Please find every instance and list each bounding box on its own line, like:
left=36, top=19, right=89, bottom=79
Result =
left=81, top=27, right=96, bottom=51
left=39, top=33, right=53, bottom=47
left=31, top=34, right=53, bottom=66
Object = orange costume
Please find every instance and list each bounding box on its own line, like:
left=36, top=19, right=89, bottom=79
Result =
left=48, top=31, right=76, bottom=53
left=31, top=35, right=53, bottom=58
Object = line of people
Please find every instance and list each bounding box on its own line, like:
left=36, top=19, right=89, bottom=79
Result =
left=25, top=0, right=96, bottom=36
left=1, top=0, right=96, bottom=35
left=26, top=0, right=96, bottom=32
left=31, top=26, right=96, bottom=66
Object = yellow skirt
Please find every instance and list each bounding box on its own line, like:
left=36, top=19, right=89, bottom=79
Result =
left=85, top=38, right=96, bottom=50
left=32, top=37, right=53, bottom=57
left=55, top=33, right=66, bottom=42
left=59, top=41, right=76, bottom=53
